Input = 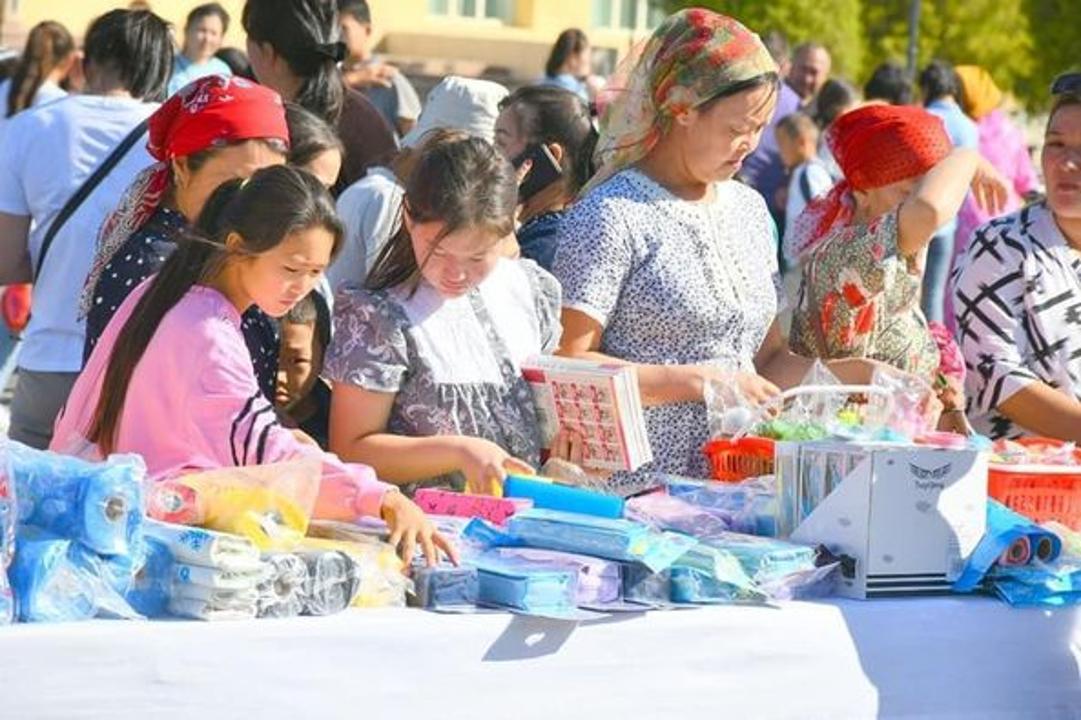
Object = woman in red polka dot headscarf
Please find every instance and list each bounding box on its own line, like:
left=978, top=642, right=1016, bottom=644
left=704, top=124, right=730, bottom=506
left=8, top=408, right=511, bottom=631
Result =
left=786, top=103, right=1009, bottom=430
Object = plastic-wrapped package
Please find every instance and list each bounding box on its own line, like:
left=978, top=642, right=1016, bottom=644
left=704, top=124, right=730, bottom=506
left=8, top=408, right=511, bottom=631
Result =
left=625, top=492, right=731, bottom=538
left=298, top=536, right=407, bottom=608
left=471, top=555, right=578, bottom=615
left=758, top=563, right=840, bottom=601
left=169, top=594, right=258, bottom=621
left=485, top=548, right=622, bottom=605
left=414, top=488, right=533, bottom=525
left=989, top=555, right=1081, bottom=607
left=700, top=533, right=817, bottom=584
left=144, top=520, right=261, bottom=572
left=6, top=441, right=144, bottom=557
left=11, top=533, right=142, bottom=622
left=502, top=476, right=624, bottom=519
left=411, top=563, right=479, bottom=610
left=0, top=447, right=16, bottom=624
left=622, top=564, right=671, bottom=605
left=298, top=550, right=361, bottom=615
left=125, top=538, right=174, bottom=618
left=145, top=459, right=321, bottom=550
left=671, top=543, right=764, bottom=603
left=173, top=561, right=265, bottom=591
left=955, top=501, right=1064, bottom=593
left=506, top=509, right=697, bottom=573
left=256, top=553, right=308, bottom=618
left=662, top=475, right=777, bottom=536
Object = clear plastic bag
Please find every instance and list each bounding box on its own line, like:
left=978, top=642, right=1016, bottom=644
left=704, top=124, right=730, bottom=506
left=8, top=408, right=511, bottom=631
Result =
left=5, top=440, right=144, bottom=557
left=256, top=553, right=308, bottom=618
left=146, top=459, right=321, bottom=550
left=298, top=536, right=408, bottom=609
left=662, top=474, right=778, bottom=536
left=11, top=532, right=142, bottom=622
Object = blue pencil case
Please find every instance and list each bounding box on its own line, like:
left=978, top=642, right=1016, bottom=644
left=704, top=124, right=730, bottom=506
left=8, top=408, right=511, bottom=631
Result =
left=470, top=555, right=577, bottom=614
left=411, top=563, right=479, bottom=609
left=8, top=442, right=145, bottom=557
left=503, top=476, right=625, bottom=519
left=484, top=547, right=622, bottom=605
left=700, top=533, right=816, bottom=583
left=507, top=509, right=696, bottom=573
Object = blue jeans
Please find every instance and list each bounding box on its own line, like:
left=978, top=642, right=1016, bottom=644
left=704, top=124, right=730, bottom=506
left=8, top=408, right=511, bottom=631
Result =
left=921, top=230, right=955, bottom=324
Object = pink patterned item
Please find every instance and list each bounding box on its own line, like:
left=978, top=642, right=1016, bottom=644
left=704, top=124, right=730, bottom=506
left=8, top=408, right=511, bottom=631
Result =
left=413, top=488, right=533, bottom=525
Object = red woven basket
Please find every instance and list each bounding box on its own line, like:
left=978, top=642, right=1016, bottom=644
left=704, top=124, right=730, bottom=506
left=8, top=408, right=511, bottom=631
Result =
left=703, top=436, right=776, bottom=483
left=988, top=438, right=1081, bottom=530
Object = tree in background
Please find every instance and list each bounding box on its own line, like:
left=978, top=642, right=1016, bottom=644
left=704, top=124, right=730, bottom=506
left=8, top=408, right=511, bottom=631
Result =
left=665, top=0, right=1078, bottom=110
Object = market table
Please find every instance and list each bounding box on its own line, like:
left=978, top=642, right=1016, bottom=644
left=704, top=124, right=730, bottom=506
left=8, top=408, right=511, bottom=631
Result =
left=3, top=597, right=1079, bottom=719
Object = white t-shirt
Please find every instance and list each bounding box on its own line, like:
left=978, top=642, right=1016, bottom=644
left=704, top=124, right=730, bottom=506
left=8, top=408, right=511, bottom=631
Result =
left=328, top=166, right=404, bottom=292
left=0, top=79, right=67, bottom=146
left=0, top=95, right=157, bottom=372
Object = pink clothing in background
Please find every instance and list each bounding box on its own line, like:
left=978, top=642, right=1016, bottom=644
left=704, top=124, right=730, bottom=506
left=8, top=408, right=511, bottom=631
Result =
left=52, top=281, right=392, bottom=521
left=947, top=109, right=1040, bottom=334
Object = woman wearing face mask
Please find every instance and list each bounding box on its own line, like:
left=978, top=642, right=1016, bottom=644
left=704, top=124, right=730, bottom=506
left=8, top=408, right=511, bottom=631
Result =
left=326, top=133, right=562, bottom=495
left=80, top=75, right=290, bottom=398
left=54, top=165, right=452, bottom=565
left=952, top=75, right=1081, bottom=441
left=554, top=10, right=880, bottom=492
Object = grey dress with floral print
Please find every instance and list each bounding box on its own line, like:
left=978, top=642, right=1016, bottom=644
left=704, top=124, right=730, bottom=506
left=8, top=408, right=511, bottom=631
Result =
left=324, top=258, right=562, bottom=493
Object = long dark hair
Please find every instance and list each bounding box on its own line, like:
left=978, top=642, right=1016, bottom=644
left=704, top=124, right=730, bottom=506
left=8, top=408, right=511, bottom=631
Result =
left=366, top=134, right=517, bottom=293
left=499, top=85, right=598, bottom=196
left=545, top=28, right=588, bottom=79
left=7, top=21, right=75, bottom=118
left=285, top=102, right=344, bottom=168
left=813, top=78, right=858, bottom=129
left=88, top=166, right=343, bottom=453
left=83, top=9, right=173, bottom=103
left=242, top=0, right=345, bottom=123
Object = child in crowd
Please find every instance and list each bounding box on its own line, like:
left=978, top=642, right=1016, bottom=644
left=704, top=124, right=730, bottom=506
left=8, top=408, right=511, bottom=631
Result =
left=325, top=133, right=565, bottom=495
left=275, top=290, right=333, bottom=448
left=775, top=111, right=834, bottom=266
left=52, top=165, right=451, bottom=565
left=786, top=104, right=1008, bottom=430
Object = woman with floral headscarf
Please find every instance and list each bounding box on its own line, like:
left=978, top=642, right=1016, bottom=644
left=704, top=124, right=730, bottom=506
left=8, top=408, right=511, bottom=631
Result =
left=554, top=9, right=882, bottom=491
left=80, top=75, right=292, bottom=397
left=787, top=104, right=1009, bottom=429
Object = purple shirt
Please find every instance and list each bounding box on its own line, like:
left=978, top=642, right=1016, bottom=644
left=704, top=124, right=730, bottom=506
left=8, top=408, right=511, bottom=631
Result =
left=739, top=82, right=801, bottom=217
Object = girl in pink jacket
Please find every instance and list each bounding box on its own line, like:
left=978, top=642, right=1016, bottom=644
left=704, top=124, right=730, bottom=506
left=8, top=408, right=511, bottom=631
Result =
left=53, top=165, right=453, bottom=565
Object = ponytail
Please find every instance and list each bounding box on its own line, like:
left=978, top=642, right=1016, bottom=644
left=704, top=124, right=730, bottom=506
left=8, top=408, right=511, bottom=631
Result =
left=7, top=21, right=75, bottom=118
left=88, top=166, right=342, bottom=453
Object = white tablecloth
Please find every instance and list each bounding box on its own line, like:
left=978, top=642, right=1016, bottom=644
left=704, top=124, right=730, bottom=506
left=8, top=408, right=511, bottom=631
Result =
left=3, top=597, right=1080, bottom=719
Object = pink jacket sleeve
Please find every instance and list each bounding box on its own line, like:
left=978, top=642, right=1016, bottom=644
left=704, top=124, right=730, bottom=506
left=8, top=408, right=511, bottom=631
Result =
left=192, top=327, right=392, bottom=521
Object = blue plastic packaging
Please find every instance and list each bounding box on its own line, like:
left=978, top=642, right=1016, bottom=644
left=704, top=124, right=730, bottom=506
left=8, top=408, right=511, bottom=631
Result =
left=411, top=563, right=479, bottom=609
left=124, top=538, right=175, bottom=618
left=503, top=476, right=625, bottom=519
left=470, top=555, right=578, bottom=615
left=8, top=442, right=145, bottom=557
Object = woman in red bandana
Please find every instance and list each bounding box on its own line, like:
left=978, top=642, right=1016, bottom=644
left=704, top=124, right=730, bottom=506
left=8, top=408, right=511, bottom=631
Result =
left=786, top=104, right=1009, bottom=426
left=80, top=75, right=290, bottom=395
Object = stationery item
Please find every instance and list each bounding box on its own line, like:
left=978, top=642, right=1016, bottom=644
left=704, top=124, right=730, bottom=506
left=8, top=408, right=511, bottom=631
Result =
left=145, top=459, right=321, bottom=550
left=411, top=563, right=479, bottom=609
left=622, top=564, right=671, bottom=606
left=955, top=500, right=1063, bottom=592
left=144, top=520, right=261, bottom=572
left=502, top=476, right=624, bottom=519
left=414, top=488, right=533, bottom=525
left=661, top=474, right=777, bottom=536
left=625, top=491, right=731, bottom=537
left=168, top=595, right=257, bottom=621
left=10, top=534, right=141, bottom=622
left=700, top=533, right=817, bottom=584
left=485, top=547, right=622, bottom=605
left=522, top=355, right=652, bottom=472
left=506, top=509, right=697, bottom=573
left=125, top=538, right=174, bottom=618
left=471, top=555, right=578, bottom=615
left=7, top=442, right=144, bottom=557
left=671, top=544, right=763, bottom=602
left=670, top=566, right=747, bottom=604
left=298, top=550, right=361, bottom=615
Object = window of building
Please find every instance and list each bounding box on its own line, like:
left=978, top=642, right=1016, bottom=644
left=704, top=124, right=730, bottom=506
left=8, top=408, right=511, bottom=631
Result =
left=591, top=0, right=665, bottom=32
left=429, top=0, right=515, bottom=23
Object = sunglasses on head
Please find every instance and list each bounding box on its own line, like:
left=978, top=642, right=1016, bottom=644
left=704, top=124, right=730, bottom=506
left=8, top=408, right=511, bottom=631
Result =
left=1052, top=72, right=1081, bottom=96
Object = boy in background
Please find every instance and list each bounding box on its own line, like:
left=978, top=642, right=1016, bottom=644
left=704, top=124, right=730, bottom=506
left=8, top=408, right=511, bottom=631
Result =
left=776, top=111, right=834, bottom=269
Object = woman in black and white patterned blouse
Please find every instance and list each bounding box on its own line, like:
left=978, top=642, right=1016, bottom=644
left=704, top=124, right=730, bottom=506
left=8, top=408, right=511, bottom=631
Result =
left=952, top=75, right=1081, bottom=440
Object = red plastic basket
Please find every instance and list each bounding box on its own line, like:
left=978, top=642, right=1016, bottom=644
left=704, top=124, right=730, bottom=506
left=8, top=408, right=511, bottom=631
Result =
left=703, top=436, right=776, bottom=483
left=988, top=438, right=1081, bottom=530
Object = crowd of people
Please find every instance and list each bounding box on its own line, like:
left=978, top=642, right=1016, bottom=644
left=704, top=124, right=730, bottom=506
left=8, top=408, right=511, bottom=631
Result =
left=0, top=2, right=1079, bottom=561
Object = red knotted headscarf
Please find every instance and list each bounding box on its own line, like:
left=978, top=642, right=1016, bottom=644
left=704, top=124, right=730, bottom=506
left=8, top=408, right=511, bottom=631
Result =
left=786, top=103, right=952, bottom=260
left=80, top=75, right=290, bottom=316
